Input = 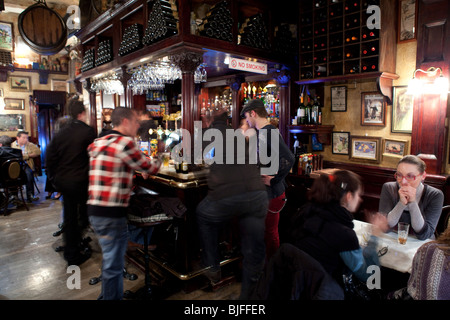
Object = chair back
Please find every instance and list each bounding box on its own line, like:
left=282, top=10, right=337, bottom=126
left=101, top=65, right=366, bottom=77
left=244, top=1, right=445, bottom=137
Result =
left=0, top=158, right=26, bottom=186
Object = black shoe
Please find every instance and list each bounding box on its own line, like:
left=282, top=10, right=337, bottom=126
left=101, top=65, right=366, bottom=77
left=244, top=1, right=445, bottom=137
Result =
left=67, top=252, right=91, bottom=266
left=27, top=195, right=39, bottom=203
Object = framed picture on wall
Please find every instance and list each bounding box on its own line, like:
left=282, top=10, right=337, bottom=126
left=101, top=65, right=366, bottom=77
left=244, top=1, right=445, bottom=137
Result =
left=51, top=79, right=69, bottom=92
left=350, top=135, right=382, bottom=163
left=9, top=75, right=31, bottom=91
left=383, top=138, right=409, bottom=158
left=331, top=86, right=347, bottom=112
left=332, top=131, right=350, bottom=155
left=4, top=98, right=25, bottom=110
left=392, top=86, right=413, bottom=133
left=0, top=21, right=14, bottom=51
left=361, top=92, right=386, bottom=126
left=398, top=0, right=417, bottom=42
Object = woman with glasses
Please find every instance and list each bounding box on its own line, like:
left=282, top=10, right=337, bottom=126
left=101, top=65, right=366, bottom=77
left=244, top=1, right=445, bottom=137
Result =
left=379, top=155, right=444, bottom=240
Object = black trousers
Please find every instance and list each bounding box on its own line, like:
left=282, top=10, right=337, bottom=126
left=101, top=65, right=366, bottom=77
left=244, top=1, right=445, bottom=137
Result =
left=58, top=180, right=89, bottom=261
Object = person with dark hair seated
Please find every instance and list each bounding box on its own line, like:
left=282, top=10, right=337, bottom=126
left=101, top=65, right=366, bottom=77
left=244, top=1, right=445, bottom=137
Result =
left=286, top=170, right=389, bottom=295
left=0, top=135, right=27, bottom=209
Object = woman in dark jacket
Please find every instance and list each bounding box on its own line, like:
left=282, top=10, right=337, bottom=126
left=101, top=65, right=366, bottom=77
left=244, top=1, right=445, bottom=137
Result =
left=287, top=170, right=388, bottom=285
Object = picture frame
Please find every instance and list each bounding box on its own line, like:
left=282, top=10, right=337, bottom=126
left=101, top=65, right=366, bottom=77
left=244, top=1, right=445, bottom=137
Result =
left=383, top=138, right=409, bottom=159
left=51, top=78, right=69, bottom=92
left=392, top=86, right=413, bottom=133
left=0, top=114, right=25, bottom=132
left=350, top=135, right=382, bottom=163
left=0, top=88, right=3, bottom=97
left=361, top=92, right=386, bottom=126
left=398, top=0, right=417, bottom=43
left=331, top=86, right=347, bottom=112
left=9, top=75, right=31, bottom=91
left=4, top=98, right=25, bottom=110
left=0, top=21, right=14, bottom=51
left=332, top=131, right=350, bottom=155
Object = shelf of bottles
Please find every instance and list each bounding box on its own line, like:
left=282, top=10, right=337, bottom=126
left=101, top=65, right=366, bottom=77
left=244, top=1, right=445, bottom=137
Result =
left=197, top=0, right=233, bottom=42
left=143, top=0, right=179, bottom=45
left=273, top=24, right=298, bottom=56
left=242, top=82, right=280, bottom=120
left=95, top=39, right=113, bottom=67
left=200, top=88, right=233, bottom=121
left=81, top=48, right=95, bottom=72
left=299, top=0, right=381, bottom=80
left=293, top=91, right=322, bottom=125
left=119, top=23, right=143, bottom=56
left=238, top=13, right=271, bottom=50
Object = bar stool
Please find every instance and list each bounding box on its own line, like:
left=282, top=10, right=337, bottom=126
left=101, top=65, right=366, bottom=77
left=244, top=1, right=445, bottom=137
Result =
left=124, top=219, right=167, bottom=300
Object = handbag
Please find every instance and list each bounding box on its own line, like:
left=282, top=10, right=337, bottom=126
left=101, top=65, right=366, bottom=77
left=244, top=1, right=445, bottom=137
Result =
left=342, top=273, right=384, bottom=301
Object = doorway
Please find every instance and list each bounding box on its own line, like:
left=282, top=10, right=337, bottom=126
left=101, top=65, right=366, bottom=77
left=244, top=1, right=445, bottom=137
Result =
left=37, top=104, right=61, bottom=169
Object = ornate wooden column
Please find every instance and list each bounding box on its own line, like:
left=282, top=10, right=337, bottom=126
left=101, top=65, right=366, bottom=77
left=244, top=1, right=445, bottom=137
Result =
left=411, top=0, right=450, bottom=174
left=273, top=69, right=291, bottom=141
left=85, top=78, right=98, bottom=133
left=169, top=50, right=203, bottom=135
left=228, top=75, right=245, bottom=129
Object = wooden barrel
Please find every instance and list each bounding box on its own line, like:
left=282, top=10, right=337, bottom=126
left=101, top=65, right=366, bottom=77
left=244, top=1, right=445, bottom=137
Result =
left=18, top=3, right=67, bottom=55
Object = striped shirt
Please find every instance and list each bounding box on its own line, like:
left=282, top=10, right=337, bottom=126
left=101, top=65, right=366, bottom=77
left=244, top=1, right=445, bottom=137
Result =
left=87, top=132, right=160, bottom=209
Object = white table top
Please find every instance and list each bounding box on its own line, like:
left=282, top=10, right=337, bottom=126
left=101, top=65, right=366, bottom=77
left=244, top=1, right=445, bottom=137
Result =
left=353, top=220, right=431, bottom=273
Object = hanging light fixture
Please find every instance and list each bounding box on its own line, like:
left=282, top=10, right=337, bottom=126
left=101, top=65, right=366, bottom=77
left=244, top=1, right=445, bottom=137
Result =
left=407, top=67, right=449, bottom=95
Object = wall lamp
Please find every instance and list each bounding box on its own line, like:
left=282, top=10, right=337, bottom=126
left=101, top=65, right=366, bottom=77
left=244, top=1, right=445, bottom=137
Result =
left=407, top=67, right=449, bottom=95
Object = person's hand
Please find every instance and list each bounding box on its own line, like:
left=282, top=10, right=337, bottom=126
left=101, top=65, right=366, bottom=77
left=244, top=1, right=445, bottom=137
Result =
left=399, top=185, right=416, bottom=204
left=261, top=175, right=273, bottom=186
left=141, top=172, right=149, bottom=180
left=368, top=212, right=389, bottom=236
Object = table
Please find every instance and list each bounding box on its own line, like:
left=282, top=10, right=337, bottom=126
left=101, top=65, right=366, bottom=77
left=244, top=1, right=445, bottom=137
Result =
left=353, top=220, right=431, bottom=273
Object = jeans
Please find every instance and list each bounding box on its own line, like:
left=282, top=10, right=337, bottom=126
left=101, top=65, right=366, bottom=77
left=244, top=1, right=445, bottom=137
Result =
left=89, top=215, right=128, bottom=300
left=196, top=190, right=268, bottom=300
left=24, top=166, right=34, bottom=197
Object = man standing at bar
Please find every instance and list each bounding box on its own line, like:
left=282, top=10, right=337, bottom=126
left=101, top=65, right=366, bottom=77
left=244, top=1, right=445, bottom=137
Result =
left=242, top=99, right=295, bottom=261
left=196, top=108, right=268, bottom=300
left=46, top=99, right=97, bottom=266
left=87, top=107, right=161, bottom=300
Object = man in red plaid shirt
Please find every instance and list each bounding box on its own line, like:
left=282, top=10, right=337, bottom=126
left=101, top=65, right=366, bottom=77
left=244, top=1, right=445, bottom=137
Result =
left=87, top=107, right=161, bottom=300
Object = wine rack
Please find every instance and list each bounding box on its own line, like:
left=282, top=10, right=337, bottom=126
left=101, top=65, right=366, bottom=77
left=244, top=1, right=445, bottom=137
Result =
left=197, top=0, right=233, bottom=42
left=143, top=0, right=179, bottom=45
left=95, top=39, right=113, bottom=67
left=81, top=48, right=95, bottom=72
left=239, top=13, right=271, bottom=50
left=299, top=0, right=385, bottom=80
left=119, top=23, right=143, bottom=56
left=274, top=24, right=298, bottom=55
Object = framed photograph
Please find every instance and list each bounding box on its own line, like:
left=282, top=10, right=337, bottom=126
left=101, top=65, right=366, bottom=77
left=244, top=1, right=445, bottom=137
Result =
left=383, top=138, right=409, bottom=159
left=0, top=114, right=25, bottom=132
left=9, top=75, right=31, bottom=91
left=392, top=86, right=413, bottom=133
left=331, top=86, right=347, bottom=112
left=332, top=131, right=350, bottom=155
left=350, top=135, right=382, bottom=163
left=361, top=92, right=386, bottom=126
left=0, top=88, right=3, bottom=97
left=51, top=79, right=69, bottom=92
left=398, top=0, right=417, bottom=42
left=4, top=98, right=25, bottom=110
left=0, top=21, right=14, bottom=51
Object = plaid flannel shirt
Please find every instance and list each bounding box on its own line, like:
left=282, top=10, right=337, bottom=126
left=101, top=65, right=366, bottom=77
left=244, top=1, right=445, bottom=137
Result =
left=87, top=133, right=160, bottom=208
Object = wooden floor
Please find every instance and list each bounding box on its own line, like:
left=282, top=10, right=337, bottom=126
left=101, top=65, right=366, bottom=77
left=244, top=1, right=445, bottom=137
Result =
left=0, top=174, right=241, bottom=300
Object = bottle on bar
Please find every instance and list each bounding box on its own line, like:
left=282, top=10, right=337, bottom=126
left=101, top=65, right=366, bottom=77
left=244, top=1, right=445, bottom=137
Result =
left=297, top=93, right=306, bottom=124
left=305, top=95, right=312, bottom=124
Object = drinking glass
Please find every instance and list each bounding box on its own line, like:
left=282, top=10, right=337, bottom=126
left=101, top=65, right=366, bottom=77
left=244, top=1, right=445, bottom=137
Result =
left=397, top=222, right=409, bottom=245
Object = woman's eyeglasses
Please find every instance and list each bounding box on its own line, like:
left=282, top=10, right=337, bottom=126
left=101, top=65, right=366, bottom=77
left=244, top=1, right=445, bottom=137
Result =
left=394, top=172, right=422, bottom=181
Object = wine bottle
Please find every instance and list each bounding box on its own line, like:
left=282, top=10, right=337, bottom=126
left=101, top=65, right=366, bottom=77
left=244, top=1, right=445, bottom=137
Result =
left=315, top=65, right=326, bottom=77
left=297, top=93, right=306, bottom=124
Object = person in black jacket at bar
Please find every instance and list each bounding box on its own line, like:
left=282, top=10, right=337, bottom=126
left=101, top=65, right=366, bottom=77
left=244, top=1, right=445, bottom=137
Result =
left=196, top=108, right=268, bottom=300
left=46, top=99, right=97, bottom=266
